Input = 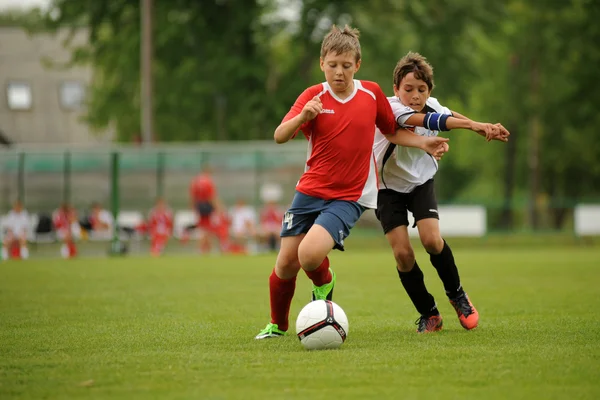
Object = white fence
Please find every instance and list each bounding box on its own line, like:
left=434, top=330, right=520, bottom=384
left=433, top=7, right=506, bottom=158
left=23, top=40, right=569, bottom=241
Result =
left=407, top=205, right=487, bottom=237
left=574, top=205, right=600, bottom=236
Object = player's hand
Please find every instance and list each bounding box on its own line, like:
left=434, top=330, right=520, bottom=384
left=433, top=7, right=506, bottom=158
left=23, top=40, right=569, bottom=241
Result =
left=489, top=123, right=510, bottom=142
left=300, top=96, right=322, bottom=122
left=432, top=142, right=450, bottom=161
left=423, top=136, right=449, bottom=159
left=471, top=122, right=498, bottom=141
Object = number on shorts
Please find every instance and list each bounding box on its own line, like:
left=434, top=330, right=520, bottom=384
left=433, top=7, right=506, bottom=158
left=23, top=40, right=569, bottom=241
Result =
left=283, top=212, right=294, bottom=230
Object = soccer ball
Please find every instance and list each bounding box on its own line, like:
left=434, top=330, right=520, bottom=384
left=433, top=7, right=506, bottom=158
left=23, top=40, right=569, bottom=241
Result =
left=295, top=300, right=349, bottom=350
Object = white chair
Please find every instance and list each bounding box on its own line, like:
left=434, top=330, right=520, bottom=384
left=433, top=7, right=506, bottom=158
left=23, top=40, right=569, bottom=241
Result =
left=117, top=210, right=145, bottom=239
left=174, top=210, right=198, bottom=239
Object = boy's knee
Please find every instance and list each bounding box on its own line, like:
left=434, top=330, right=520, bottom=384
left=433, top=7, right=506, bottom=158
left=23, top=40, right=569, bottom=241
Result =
left=297, top=248, right=324, bottom=272
left=393, top=245, right=415, bottom=272
left=275, top=255, right=301, bottom=279
left=421, top=234, right=443, bottom=254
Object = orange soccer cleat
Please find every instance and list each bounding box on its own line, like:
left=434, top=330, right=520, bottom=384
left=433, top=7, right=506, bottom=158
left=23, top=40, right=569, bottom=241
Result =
left=449, top=293, right=479, bottom=330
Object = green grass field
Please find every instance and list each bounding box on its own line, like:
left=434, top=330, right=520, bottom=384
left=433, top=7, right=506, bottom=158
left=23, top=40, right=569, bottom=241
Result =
left=1, top=245, right=600, bottom=399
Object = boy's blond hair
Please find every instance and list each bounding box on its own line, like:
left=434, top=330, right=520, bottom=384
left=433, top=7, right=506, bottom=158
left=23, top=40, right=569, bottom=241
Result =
left=320, top=24, right=361, bottom=62
left=393, top=52, right=435, bottom=91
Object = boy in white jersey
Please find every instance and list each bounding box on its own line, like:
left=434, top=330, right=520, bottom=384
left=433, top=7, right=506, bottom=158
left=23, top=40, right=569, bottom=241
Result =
left=374, top=52, right=509, bottom=333
left=1, top=200, right=30, bottom=260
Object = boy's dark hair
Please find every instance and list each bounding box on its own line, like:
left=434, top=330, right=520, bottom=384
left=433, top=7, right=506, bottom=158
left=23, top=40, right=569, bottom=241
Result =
left=393, top=52, right=435, bottom=91
left=321, top=24, right=361, bottom=62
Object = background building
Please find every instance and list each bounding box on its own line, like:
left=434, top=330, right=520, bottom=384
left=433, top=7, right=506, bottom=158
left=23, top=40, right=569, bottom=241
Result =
left=0, top=27, right=113, bottom=145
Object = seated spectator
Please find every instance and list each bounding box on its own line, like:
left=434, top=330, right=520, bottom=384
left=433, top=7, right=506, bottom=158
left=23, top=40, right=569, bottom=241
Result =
left=82, top=202, right=113, bottom=240
left=1, top=200, right=30, bottom=260
left=147, top=198, right=173, bottom=257
left=229, top=198, right=257, bottom=254
left=53, top=203, right=80, bottom=259
left=258, top=199, right=284, bottom=252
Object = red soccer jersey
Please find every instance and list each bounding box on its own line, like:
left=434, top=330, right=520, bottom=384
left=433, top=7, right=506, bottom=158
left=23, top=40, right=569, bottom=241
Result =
left=148, top=207, right=173, bottom=236
left=53, top=210, right=70, bottom=231
left=282, top=80, right=396, bottom=208
left=190, top=174, right=216, bottom=203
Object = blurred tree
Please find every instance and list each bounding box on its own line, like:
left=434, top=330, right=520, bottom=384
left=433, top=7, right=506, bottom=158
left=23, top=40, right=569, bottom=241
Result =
left=38, top=0, right=273, bottom=141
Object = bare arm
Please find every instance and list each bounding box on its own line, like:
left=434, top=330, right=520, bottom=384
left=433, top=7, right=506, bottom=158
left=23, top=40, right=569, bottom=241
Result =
left=274, top=115, right=307, bottom=144
left=404, top=112, right=509, bottom=142
left=274, top=96, right=322, bottom=144
left=385, top=128, right=449, bottom=159
left=404, top=113, right=475, bottom=130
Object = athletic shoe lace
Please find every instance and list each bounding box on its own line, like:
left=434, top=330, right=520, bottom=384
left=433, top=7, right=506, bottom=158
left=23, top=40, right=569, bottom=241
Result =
left=415, top=316, right=430, bottom=332
left=452, top=294, right=473, bottom=317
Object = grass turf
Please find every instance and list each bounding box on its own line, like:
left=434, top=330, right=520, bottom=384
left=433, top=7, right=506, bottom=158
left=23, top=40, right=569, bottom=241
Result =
left=1, top=246, right=599, bottom=399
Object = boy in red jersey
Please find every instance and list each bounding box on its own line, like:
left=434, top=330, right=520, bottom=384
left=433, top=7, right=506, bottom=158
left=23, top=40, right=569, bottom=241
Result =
left=255, top=25, right=449, bottom=339
left=148, top=198, right=173, bottom=257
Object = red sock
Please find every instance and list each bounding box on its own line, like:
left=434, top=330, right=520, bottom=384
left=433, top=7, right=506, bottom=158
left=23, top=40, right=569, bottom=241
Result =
left=304, top=256, right=331, bottom=287
left=68, top=241, right=77, bottom=257
left=269, top=269, right=296, bottom=331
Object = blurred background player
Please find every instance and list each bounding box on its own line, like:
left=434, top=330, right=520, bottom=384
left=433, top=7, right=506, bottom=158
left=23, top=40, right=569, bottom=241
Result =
left=258, top=183, right=285, bottom=252
left=229, top=197, right=257, bottom=254
left=259, top=199, right=284, bottom=253
left=188, top=165, right=221, bottom=253
left=85, top=202, right=113, bottom=240
left=1, top=200, right=30, bottom=260
left=148, top=197, right=173, bottom=257
left=53, top=203, right=80, bottom=259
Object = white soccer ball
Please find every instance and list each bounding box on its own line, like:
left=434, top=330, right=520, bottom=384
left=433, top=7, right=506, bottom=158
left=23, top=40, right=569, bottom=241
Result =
left=295, top=300, right=349, bottom=350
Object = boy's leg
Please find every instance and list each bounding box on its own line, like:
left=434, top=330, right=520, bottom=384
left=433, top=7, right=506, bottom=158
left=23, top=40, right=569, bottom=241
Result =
left=299, top=200, right=364, bottom=301
left=416, top=219, right=462, bottom=296
left=18, top=234, right=29, bottom=259
left=377, top=189, right=441, bottom=333
left=268, top=235, right=304, bottom=328
left=1, top=238, right=8, bottom=261
left=385, top=225, right=442, bottom=333
left=413, top=181, right=478, bottom=330
left=257, top=191, right=320, bottom=339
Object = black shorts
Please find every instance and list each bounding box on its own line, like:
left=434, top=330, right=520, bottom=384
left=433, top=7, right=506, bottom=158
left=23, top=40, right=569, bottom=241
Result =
left=195, top=201, right=214, bottom=217
left=375, top=179, right=439, bottom=234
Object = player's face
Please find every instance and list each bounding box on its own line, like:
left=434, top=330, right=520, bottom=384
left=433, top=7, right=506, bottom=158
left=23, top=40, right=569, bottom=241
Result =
left=320, top=51, right=361, bottom=97
left=394, top=72, right=431, bottom=111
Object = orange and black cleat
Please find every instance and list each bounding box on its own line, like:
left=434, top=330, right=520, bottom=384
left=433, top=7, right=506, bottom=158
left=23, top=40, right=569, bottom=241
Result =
left=415, top=315, right=443, bottom=333
left=449, top=292, right=479, bottom=330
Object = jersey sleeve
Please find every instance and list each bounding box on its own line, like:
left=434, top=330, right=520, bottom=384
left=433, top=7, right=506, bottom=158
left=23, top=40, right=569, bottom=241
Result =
left=389, top=97, right=418, bottom=127
left=373, top=85, right=397, bottom=135
left=281, top=86, right=320, bottom=139
left=426, top=97, right=452, bottom=115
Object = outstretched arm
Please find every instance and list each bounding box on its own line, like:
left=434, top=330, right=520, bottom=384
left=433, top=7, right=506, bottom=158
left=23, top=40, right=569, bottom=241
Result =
left=404, top=113, right=510, bottom=142
left=385, top=128, right=449, bottom=159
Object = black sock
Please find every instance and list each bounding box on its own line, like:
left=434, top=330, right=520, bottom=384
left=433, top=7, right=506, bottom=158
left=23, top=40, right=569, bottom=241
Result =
left=429, top=240, right=464, bottom=299
left=397, top=261, right=439, bottom=317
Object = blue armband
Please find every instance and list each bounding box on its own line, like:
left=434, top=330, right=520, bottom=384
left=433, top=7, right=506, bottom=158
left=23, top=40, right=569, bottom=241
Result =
left=423, top=112, right=451, bottom=131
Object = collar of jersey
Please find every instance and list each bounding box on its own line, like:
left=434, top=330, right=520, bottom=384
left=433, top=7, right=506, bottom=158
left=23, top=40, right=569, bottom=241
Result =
left=323, top=80, right=359, bottom=104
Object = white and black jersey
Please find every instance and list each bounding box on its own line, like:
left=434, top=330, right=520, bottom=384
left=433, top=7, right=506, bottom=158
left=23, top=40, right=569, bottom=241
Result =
left=373, top=96, right=452, bottom=193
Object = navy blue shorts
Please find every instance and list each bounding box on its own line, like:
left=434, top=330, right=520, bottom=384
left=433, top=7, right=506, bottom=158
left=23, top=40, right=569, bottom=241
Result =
left=280, top=191, right=365, bottom=251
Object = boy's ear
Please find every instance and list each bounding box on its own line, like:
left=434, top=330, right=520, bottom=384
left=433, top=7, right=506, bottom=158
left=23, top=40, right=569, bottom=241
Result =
left=355, top=59, right=361, bottom=73
left=320, top=57, right=324, bottom=72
